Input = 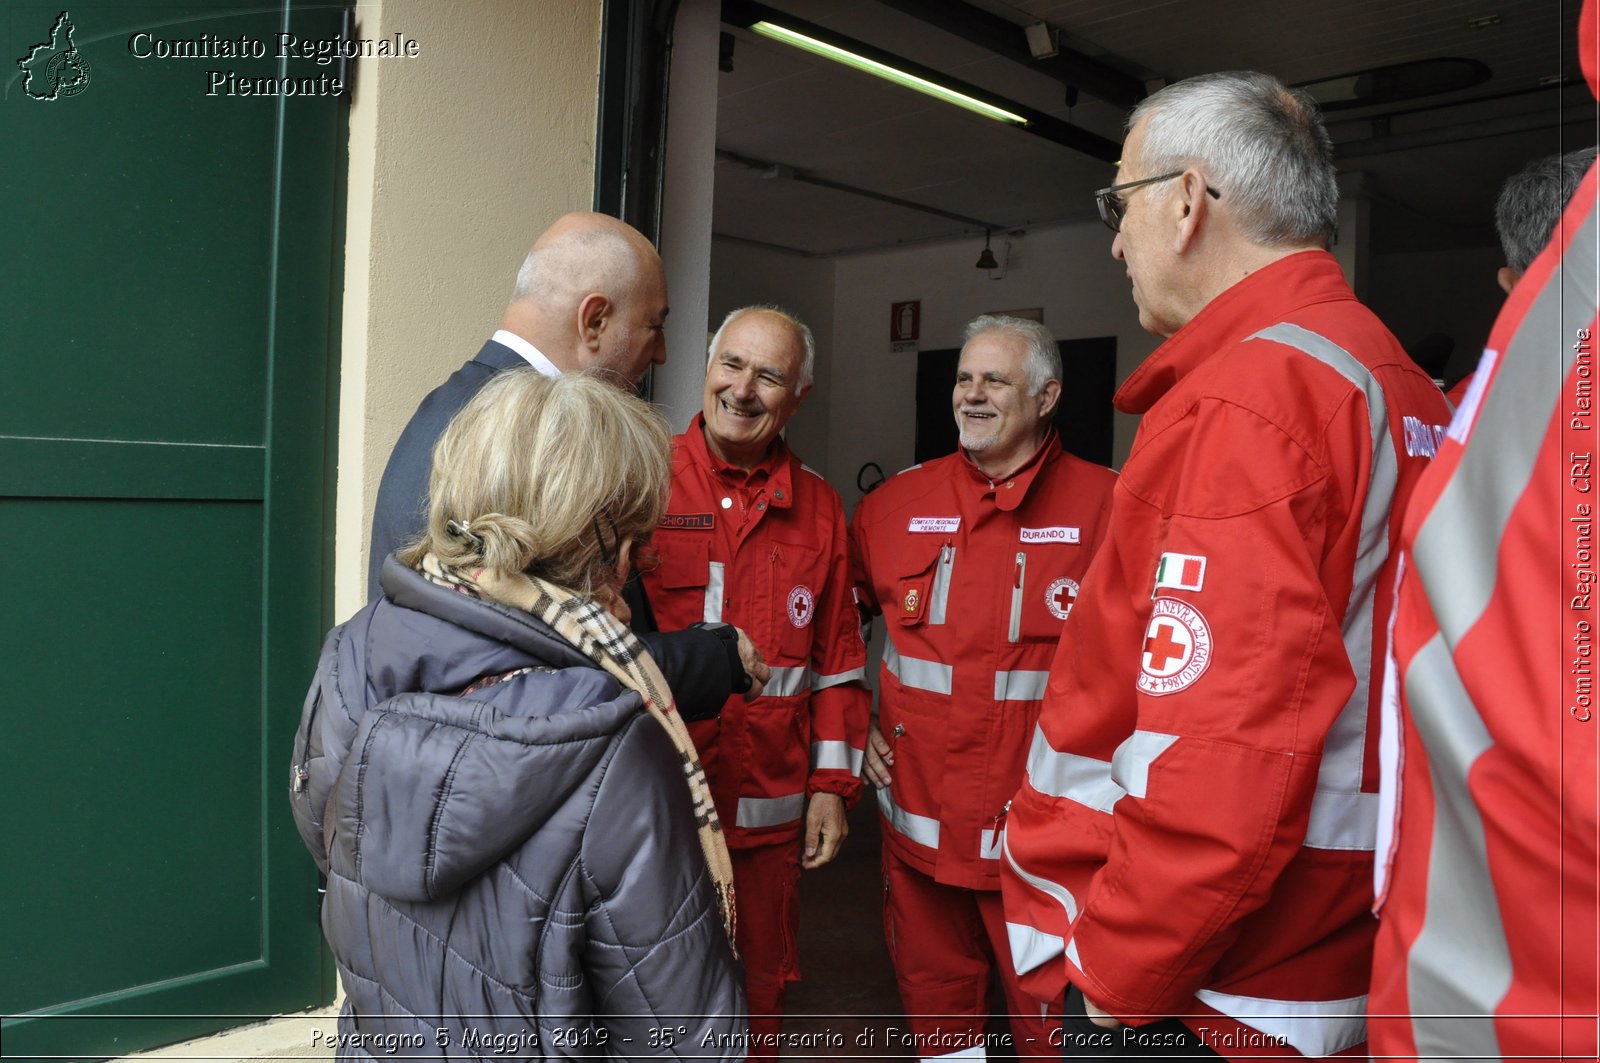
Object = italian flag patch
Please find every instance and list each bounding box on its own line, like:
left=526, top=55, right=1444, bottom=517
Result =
left=1153, top=552, right=1206, bottom=593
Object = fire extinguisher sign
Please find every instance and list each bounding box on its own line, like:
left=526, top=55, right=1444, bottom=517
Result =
left=890, top=300, right=920, bottom=353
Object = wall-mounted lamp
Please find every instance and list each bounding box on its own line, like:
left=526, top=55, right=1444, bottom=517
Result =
left=975, top=231, right=999, bottom=270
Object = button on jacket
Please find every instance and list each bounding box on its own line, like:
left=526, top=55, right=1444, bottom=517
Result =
left=1001, top=251, right=1453, bottom=1058
left=851, top=433, right=1115, bottom=891
left=641, top=416, right=870, bottom=849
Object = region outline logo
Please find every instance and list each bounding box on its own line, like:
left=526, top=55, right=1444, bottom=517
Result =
left=18, top=11, right=91, bottom=101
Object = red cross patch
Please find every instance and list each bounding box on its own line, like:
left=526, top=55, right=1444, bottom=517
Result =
left=1045, top=576, right=1079, bottom=620
left=1136, top=597, right=1213, bottom=696
left=788, top=584, right=816, bottom=628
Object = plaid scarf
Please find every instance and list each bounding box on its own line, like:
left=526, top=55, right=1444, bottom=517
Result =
left=420, top=554, right=737, bottom=949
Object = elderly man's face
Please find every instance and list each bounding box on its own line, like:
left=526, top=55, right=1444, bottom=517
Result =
left=1111, top=118, right=1187, bottom=338
left=701, top=311, right=808, bottom=467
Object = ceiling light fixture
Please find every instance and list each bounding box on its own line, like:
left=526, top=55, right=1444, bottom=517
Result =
left=748, top=20, right=1028, bottom=125
left=975, top=231, right=999, bottom=270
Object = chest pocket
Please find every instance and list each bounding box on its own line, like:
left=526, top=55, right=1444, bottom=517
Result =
left=1011, top=540, right=1087, bottom=643
left=652, top=530, right=720, bottom=623
left=889, top=536, right=953, bottom=630
left=769, top=537, right=829, bottom=661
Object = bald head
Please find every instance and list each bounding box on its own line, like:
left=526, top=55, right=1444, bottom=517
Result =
left=502, top=212, right=669, bottom=384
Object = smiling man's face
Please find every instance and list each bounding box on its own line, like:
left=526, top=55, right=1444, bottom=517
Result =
left=952, top=329, right=1053, bottom=472
left=701, top=310, right=808, bottom=469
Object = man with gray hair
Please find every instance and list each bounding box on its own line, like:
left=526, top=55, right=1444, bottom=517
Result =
left=641, top=305, right=869, bottom=1055
left=1001, top=73, right=1453, bottom=1058
left=851, top=314, right=1116, bottom=1059
left=369, top=211, right=766, bottom=719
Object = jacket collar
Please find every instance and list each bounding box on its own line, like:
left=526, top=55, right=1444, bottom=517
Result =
left=685, top=412, right=795, bottom=509
left=961, top=429, right=1060, bottom=512
left=1115, top=250, right=1353, bottom=415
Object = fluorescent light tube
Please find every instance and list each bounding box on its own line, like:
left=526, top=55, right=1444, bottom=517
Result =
left=750, top=20, right=1029, bottom=126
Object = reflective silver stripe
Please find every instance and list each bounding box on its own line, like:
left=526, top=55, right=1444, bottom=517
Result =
left=1404, top=638, right=1512, bottom=1055
left=1000, top=828, right=1082, bottom=968
left=764, top=665, right=810, bottom=697
left=924, top=1047, right=984, bottom=1062
left=1022, top=725, right=1177, bottom=811
left=736, top=792, right=805, bottom=828
left=1250, top=322, right=1398, bottom=852
left=993, top=669, right=1049, bottom=701
left=812, top=740, right=864, bottom=774
left=1005, top=921, right=1065, bottom=978
left=979, top=827, right=1002, bottom=860
left=883, top=636, right=953, bottom=695
left=1193, top=989, right=1367, bottom=1057
left=1111, top=730, right=1179, bottom=800
left=876, top=785, right=941, bottom=849
left=703, top=561, right=725, bottom=623
left=1024, top=726, right=1121, bottom=812
left=814, top=666, right=866, bottom=690
left=929, top=544, right=955, bottom=625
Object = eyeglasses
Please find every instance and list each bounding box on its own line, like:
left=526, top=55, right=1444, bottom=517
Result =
left=1094, top=171, right=1222, bottom=232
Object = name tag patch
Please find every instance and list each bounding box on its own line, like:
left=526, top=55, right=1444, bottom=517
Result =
left=1021, top=526, right=1080, bottom=544
left=908, top=516, right=960, bottom=534
left=660, top=512, right=715, bottom=530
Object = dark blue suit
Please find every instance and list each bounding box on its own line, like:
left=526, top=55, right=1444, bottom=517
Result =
left=367, top=339, right=734, bottom=717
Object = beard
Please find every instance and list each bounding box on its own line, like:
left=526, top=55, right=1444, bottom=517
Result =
left=957, top=409, right=998, bottom=452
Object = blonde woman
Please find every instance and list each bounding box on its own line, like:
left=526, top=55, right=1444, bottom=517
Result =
left=291, top=370, right=746, bottom=1059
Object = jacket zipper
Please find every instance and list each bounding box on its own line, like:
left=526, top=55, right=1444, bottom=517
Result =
left=1009, top=551, right=1026, bottom=642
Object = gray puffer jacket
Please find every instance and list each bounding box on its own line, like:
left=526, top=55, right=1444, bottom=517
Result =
left=290, top=558, right=746, bottom=1060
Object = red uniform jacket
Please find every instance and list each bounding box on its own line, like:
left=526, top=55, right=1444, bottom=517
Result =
left=642, top=417, right=869, bottom=850
left=1001, top=251, right=1453, bottom=1058
left=851, top=433, right=1115, bottom=891
left=1369, top=5, right=1600, bottom=1055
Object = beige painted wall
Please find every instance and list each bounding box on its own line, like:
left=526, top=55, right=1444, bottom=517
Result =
left=335, top=0, right=603, bottom=621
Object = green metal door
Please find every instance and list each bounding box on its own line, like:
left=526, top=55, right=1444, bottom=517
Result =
left=1, top=3, right=344, bottom=1057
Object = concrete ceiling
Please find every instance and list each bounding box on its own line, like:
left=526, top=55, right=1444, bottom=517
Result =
left=711, top=0, right=1596, bottom=257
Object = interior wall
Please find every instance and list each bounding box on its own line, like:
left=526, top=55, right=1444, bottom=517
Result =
left=707, top=240, right=839, bottom=471
left=825, top=221, right=1154, bottom=509
left=656, top=0, right=721, bottom=435
left=336, top=0, right=601, bottom=620
left=1365, top=244, right=1506, bottom=382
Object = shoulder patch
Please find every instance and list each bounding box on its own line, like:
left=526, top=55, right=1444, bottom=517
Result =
left=1137, top=598, right=1213, bottom=696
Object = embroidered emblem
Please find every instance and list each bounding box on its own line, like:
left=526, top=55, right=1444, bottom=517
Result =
left=660, top=512, right=715, bottom=530
left=1153, top=551, right=1207, bottom=594
left=908, top=516, right=960, bottom=533
left=788, top=585, right=815, bottom=628
left=1022, top=526, right=1080, bottom=544
left=1045, top=577, right=1079, bottom=620
left=903, top=587, right=921, bottom=613
left=1137, top=598, right=1213, bottom=696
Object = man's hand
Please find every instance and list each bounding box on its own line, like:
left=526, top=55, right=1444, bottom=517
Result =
left=802, top=792, right=847, bottom=869
left=863, top=722, right=894, bottom=788
left=733, top=626, right=770, bottom=701
left=1083, top=993, right=1124, bottom=1030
